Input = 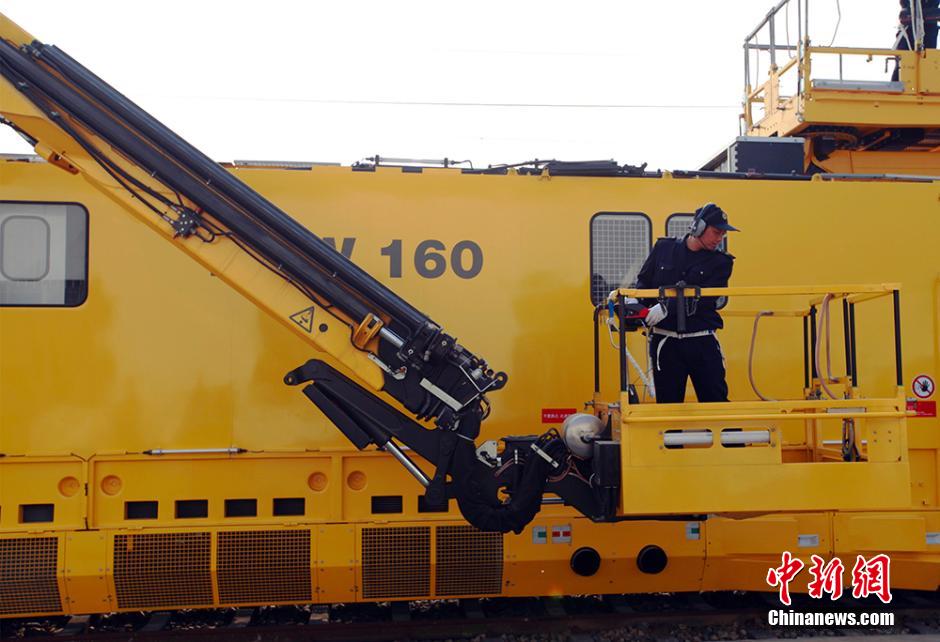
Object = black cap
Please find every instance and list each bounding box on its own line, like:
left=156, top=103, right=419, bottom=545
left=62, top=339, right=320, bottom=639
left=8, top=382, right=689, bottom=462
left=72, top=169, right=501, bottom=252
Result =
left=696, top=203, right=739, bottom=232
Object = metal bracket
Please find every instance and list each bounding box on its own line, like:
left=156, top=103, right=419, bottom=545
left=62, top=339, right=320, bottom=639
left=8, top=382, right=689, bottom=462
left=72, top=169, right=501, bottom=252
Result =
left=475, top=440, right=500, bottom=468
left=171, top=209, right=199, bottom=238
left=352, top=313, right=384, bottom=349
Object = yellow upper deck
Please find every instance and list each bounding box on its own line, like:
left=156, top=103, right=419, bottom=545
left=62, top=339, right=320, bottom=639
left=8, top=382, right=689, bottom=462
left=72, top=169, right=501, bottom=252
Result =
left=745, top=1, right=940, bottom=148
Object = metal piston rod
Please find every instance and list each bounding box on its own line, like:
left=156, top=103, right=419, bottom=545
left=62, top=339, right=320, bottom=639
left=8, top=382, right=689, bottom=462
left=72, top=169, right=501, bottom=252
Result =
left=383, top=441, right=432, bottom=488
left=664, top=430, right=771, bottom=447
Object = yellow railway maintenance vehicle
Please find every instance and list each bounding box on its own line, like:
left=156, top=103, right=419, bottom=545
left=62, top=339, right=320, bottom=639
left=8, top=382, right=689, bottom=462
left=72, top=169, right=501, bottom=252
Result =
left=1, top=1, right=939, bottom=618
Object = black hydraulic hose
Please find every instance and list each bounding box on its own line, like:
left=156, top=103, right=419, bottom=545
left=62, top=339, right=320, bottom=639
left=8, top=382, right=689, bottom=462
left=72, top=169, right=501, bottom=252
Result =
left=451, top=439, right=556, bottom=534
left=0, top=40, right=374, bottom=324
left=593, top=305, right=602, bottom=394
left=849, top=302, right=859, bottom=386
left=802, top=315, right=810, bottom=389
left=617, top=298, right=627, bottom=392
left=842, top=298, right=853, bottom=383
left=893, top=290, right=903, bottom=387
left=33, top=42, right=428, bottom=334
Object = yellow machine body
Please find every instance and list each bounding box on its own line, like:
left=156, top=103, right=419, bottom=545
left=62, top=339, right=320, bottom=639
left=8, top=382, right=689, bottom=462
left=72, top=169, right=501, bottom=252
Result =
left=2, top=159, right=939, bottom=615
left=2, top=8, right=940, bottom=619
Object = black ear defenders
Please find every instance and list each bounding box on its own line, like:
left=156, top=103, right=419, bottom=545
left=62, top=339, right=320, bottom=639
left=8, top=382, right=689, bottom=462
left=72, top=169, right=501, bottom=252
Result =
left=689, top=203, right=717, bottom=238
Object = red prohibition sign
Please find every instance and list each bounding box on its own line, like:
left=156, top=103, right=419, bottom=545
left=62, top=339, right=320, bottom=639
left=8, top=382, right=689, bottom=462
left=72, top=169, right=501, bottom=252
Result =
left=912, top=375, right=935, bottom=400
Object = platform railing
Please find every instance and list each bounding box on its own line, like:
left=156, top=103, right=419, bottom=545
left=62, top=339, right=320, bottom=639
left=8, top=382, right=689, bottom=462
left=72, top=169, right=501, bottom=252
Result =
left=607, top=283, right=902, bottom=399
left=742, top=0, right=929, bottom=133
left=604, top=284, right=910, bottom=516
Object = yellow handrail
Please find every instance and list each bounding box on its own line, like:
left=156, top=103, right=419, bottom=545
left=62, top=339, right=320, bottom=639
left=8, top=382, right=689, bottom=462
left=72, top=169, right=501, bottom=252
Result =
left=615, top=283, right=899, bottom=299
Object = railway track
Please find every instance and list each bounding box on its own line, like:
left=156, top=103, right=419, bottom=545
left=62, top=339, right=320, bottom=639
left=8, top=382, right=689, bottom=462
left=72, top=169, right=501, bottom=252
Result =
left=2, top=591, right=937, bottom=641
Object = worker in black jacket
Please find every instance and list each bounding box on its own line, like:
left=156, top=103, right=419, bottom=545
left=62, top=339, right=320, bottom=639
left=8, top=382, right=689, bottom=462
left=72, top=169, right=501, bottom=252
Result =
left=893, top=0, right=940, bottom=80
left=632, top=203, right=738, bottom=403
left=899, top=0, right=940, bottom=48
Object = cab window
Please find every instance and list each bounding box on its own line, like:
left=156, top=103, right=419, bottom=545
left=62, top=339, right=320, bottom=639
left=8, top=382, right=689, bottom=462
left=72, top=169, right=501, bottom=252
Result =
left=589, top=212, right=651, bottom=305
left=0, top=202, right=88, bottom=307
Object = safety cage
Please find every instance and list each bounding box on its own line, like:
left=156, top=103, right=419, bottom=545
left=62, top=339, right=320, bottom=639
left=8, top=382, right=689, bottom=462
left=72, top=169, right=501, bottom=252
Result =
left=595, top=284, right=910, bottom=517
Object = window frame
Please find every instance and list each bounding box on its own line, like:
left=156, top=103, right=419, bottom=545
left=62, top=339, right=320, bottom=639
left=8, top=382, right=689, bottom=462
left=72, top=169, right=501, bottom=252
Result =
left=0, top=200, right=90, bottom=308
left=588, top=211, right=652, bottom=306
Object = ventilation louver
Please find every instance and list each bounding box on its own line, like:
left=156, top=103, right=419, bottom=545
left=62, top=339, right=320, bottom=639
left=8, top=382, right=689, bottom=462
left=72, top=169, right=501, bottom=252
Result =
left=113, top=532, right=212, bottom=608
left=361, top=526, right=430, bottom=599
left=436, top=525, right=503, bottom=596
left=0, top=537, right=62, bottom=615
left=217, top=530, right=311, bottom=604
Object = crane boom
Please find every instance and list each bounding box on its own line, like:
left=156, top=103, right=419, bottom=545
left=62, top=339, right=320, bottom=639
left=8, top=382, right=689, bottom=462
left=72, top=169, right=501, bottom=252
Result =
left=0, top=13, right=584, bottom=532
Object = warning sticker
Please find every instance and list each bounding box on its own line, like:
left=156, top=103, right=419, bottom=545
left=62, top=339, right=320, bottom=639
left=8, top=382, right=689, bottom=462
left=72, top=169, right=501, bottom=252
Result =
left=551, top=524, right=572, bottom=544
left=532, top=526, right=547, bottom=544
left=290, top=307, right=315, bottom=333
left=686, top=522, right=701, bottom=540
left=913, top=374, right=935, bottom=400
left=907, top=399, right=937, bottom=418
left=542, top=408, right=577, bottom=424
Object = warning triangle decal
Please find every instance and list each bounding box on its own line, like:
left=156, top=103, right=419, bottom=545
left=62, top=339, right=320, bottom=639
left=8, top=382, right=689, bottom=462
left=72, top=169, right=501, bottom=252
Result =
left=289, top=306, right=315, bottom=333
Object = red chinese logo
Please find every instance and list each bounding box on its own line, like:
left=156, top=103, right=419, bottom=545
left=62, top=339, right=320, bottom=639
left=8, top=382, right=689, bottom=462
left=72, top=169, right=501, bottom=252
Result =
left=807, top=554, right=845, bottom=600
left=851, top=554, right=892, bottom=604
left=766, top=551, right=805, bottom=606
left=766, top=552, right=892, bottom=604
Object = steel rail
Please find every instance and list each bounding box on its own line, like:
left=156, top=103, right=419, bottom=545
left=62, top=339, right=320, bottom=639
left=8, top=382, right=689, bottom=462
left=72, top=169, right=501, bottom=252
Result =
left=4, top=591, right=934, bottom=641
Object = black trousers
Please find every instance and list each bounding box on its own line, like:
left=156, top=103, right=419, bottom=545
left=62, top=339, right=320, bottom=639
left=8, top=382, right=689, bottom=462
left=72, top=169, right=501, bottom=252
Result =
left=651, top=333, right=728, bottom=403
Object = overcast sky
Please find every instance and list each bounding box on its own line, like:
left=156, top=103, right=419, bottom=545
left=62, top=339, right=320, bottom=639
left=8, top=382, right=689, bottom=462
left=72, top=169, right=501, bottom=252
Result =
left=0, top=1, right=898, bottom=170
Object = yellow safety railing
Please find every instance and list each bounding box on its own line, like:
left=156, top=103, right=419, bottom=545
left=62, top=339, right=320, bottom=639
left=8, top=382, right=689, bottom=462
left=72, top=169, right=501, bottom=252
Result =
left=609, top=283, right=902, bottom=399
left=603, top=284, right=910, bottom=517
left=742, top=0, right=933, bottom=135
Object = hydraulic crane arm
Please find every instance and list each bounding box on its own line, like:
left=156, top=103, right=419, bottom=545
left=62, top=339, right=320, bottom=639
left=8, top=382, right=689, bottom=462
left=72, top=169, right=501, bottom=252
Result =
left=0, top=14, right=598, bottom=532
left=0, top=26, right=500, bottom=428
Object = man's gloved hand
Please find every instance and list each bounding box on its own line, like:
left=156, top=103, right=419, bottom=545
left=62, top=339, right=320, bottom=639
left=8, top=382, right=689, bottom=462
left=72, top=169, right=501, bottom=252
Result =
left=644, top=302, right=668, bottom=326
left=607, top=289, right=639, bottom=305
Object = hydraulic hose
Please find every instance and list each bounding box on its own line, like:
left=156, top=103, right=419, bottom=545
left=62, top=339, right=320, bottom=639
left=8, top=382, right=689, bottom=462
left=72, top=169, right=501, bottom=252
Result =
left=31, top=42, right=429, bottom=335
left=0, top=39, right=374, bottom=326
left=605, top=321, right=655, bottom=396
left=814, top=294, right=839, bottom=399
left=748, top=311, right=776, bottom=401
left=451, top=437, right=561, bottom=534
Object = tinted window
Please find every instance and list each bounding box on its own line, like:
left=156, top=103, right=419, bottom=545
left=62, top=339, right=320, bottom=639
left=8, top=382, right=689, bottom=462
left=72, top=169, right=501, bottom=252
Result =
left=0, top=202, right=88, bottom=306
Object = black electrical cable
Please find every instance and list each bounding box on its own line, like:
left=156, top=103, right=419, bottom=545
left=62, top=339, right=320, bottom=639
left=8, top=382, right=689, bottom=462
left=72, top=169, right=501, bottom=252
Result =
left=1, top=58, right=178, bottom=215
left=197, top=214, right=336, bottom=311
left=35, top=42, right=430, bottom=334
left=3, top=36, right=512, bottom=435
left=53, top=106, right=217, bottom=245
left=0, top=39, right=376, bottom=328
left=1, top=51, right=343, bottom=316
left=4, top=64, right=190, bottom=231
